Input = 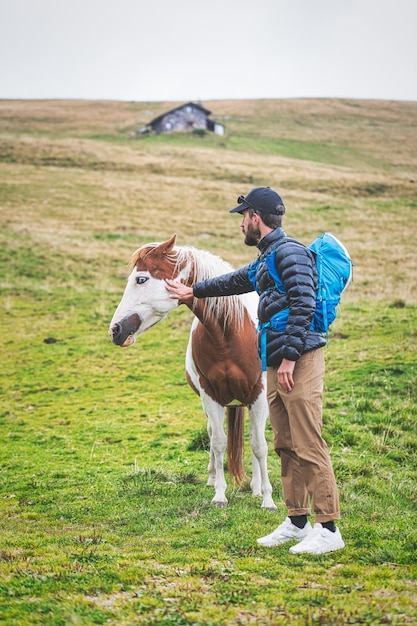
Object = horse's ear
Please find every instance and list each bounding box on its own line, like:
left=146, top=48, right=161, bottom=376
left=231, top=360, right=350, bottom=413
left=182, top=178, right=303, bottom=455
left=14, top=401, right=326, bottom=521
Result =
left=158, top=234, right=177, bottom=255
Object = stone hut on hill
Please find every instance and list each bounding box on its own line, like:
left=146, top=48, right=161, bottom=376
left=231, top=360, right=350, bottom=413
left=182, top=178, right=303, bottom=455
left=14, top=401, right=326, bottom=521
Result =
left=141, top=102, right=225, bottom=135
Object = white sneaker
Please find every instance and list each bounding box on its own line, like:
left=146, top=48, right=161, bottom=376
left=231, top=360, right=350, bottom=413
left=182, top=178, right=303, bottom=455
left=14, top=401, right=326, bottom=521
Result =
left=289, top=523, right=345, bottom=555
left=257, top=517, right=313, bottom=547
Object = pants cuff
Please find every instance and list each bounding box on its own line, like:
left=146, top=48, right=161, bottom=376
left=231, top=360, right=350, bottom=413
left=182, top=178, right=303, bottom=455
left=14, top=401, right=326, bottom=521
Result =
left=287, top=508, right=311, bottom=517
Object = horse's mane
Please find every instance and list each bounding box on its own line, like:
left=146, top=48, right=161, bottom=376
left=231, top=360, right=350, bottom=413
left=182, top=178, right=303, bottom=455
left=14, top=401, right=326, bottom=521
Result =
left=131, top=242, right=248, bottom=329
left=174, top=245, right=246, bottom=329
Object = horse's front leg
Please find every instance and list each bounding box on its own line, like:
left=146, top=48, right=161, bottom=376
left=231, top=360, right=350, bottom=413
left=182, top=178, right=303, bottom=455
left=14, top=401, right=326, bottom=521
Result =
left=201, top=393, right=228, bottom=507
left=249, top=393, right=277, bottom=511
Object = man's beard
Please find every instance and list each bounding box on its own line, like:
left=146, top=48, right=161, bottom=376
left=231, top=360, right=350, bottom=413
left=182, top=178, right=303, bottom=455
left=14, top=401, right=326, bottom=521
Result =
left=244, top=222, right=261, bottom=247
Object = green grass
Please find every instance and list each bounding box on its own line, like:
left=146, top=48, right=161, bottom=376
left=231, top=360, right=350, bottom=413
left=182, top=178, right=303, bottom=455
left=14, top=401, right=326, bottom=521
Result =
left=0, top=97, right=417, bottom=625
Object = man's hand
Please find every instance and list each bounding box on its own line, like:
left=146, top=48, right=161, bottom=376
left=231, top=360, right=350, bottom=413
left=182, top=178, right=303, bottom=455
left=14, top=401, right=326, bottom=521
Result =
left=165, top=279, right=194, bottom=304
left=277, top=358, right=296, bottom=392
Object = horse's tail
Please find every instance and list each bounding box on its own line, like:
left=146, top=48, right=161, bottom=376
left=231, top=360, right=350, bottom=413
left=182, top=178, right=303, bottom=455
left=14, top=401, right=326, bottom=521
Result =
left=226, top=406, right=248, bottom=485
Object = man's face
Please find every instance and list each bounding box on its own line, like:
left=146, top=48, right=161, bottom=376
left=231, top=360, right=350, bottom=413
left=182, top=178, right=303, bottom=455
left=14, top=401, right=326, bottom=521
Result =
left=240, top=210, right=261, bottom=247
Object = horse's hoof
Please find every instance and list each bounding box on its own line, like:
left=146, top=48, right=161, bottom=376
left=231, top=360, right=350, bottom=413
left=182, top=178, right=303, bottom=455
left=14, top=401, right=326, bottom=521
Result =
left=213, top=501, right=228, bottom=508
left=262, top=504, right=278, bottom=512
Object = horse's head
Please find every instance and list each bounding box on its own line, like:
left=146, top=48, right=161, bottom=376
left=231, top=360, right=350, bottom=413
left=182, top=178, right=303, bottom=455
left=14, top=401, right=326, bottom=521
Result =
left=110, top=234, right=186, bottom=347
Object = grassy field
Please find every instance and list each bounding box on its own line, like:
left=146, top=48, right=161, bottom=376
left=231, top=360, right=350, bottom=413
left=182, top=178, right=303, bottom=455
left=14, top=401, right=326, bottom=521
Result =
left=0, top=97, right=416, bottom=625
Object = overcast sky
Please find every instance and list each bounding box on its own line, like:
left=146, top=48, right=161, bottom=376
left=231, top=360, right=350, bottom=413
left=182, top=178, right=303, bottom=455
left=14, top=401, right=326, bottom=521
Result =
left=1, top=0, right=416, bottom=103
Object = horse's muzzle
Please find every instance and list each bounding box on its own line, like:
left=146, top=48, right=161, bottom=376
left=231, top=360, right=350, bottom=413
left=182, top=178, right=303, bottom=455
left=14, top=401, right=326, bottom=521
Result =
left=110, top=313, right=142, bottom=347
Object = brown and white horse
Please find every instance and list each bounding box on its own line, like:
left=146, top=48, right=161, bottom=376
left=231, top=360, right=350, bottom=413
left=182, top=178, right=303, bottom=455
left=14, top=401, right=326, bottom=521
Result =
left=109, top=235, right=276, bottom=510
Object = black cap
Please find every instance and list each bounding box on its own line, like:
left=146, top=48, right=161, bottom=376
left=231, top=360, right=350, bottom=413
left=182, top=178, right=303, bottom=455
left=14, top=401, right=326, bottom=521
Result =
left=230, top=186, right=286, bottom=215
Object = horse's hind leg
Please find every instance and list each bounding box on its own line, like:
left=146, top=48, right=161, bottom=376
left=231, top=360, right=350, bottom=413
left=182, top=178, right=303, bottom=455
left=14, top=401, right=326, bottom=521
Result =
left=249, top=394, right=277, bottom=511
left=206, top=422, right=216, bottom=487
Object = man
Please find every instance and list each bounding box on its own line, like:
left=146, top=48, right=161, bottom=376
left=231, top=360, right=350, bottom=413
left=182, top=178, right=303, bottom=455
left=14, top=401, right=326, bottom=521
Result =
left=165, top=186, right=344, bottom=555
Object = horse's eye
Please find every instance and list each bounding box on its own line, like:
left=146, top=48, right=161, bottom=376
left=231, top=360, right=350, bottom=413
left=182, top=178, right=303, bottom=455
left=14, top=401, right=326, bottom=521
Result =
left=136, top=276, right=149, bottom=285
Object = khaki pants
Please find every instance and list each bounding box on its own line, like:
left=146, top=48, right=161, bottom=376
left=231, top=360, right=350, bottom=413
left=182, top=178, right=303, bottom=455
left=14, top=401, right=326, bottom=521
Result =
left=267, top=349, right=340, bottom=523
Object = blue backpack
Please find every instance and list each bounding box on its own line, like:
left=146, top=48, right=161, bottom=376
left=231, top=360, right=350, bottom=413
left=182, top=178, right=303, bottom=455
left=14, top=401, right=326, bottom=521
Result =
left=249, top=233, right=353, bottom=369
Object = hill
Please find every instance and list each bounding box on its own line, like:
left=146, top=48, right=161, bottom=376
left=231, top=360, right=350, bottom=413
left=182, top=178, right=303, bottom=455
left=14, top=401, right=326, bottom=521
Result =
left=1, top=97, right=416, bottom=304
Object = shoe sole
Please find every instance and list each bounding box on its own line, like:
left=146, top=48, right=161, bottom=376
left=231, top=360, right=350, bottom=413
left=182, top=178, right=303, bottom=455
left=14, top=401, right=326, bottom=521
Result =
left=289, top=539, right=345, bottom=555
left=257, top=538, right=292, bottom=547
left=257, top=533, right=310, bottom=548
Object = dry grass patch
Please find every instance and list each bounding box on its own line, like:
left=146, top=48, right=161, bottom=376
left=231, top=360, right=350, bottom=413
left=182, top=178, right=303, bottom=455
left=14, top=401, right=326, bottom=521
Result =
left=1, top=144, right=415, bottom=302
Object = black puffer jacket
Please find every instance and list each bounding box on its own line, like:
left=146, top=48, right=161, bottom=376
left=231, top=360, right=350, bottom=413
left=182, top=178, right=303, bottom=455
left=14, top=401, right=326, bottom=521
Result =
left=193, top=228, right=326, bottom=366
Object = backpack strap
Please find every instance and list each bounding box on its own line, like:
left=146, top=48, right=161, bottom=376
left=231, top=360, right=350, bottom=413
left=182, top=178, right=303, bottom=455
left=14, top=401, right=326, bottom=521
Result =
left=259, top=321, right=269, bottom=372
left=247, top=259, right=260, bottom=292
left=265, top=251, right=285, bottom=293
